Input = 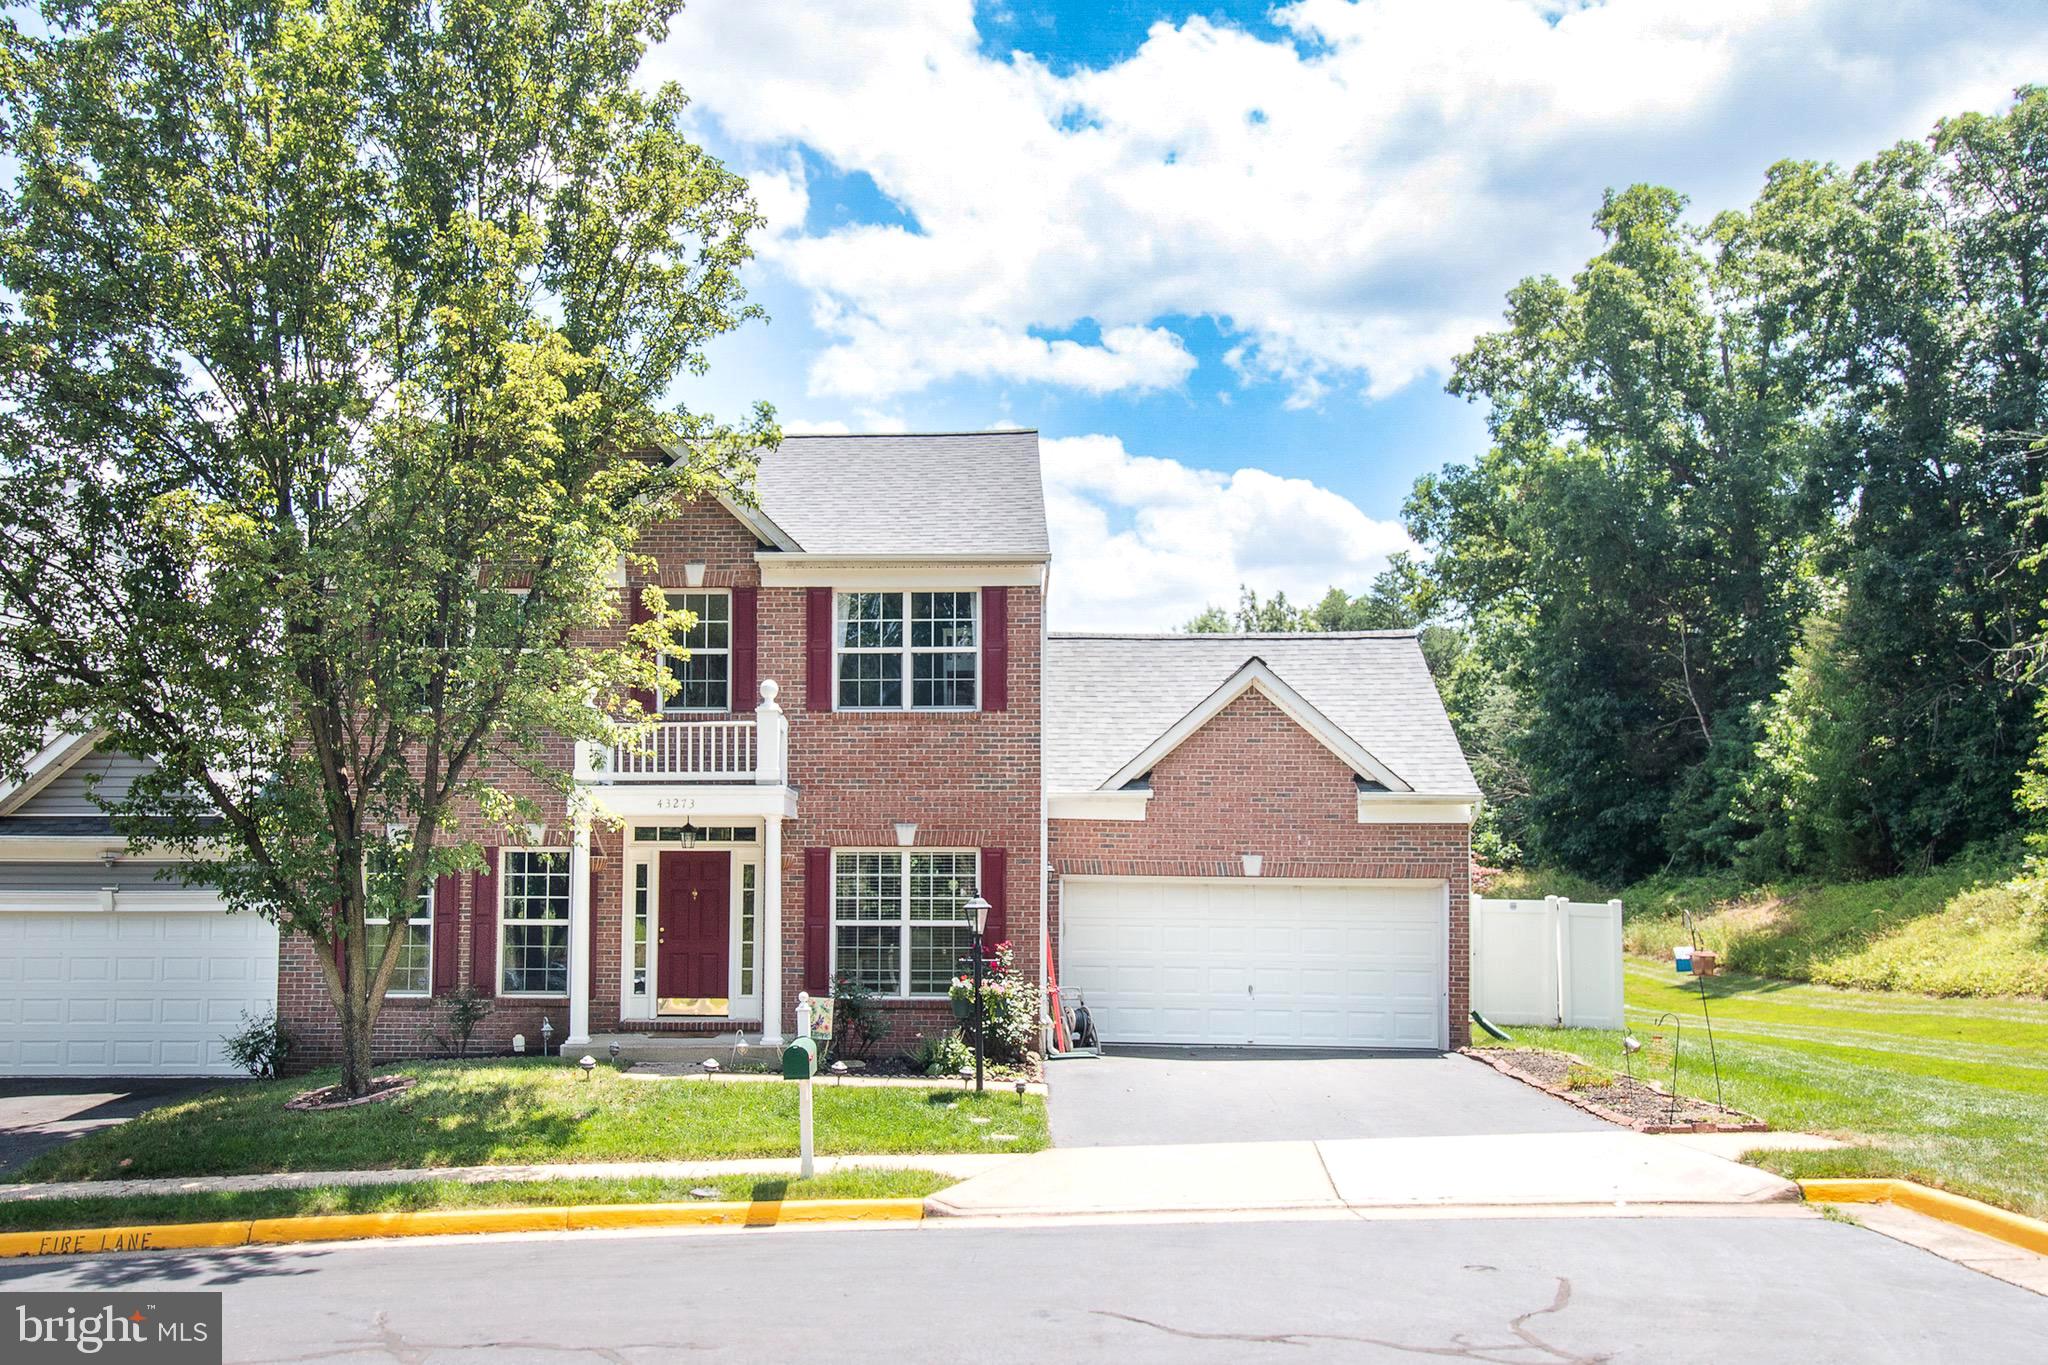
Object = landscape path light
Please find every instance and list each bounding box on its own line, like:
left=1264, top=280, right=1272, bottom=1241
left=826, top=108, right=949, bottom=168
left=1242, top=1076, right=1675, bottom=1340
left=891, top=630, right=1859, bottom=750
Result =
left=962, top=890, right=993, bottom=1094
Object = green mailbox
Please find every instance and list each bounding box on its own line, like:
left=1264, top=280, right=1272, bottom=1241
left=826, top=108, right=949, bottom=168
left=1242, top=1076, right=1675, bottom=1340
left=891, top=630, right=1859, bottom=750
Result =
left=782, top=1037, right=818, bottom=1081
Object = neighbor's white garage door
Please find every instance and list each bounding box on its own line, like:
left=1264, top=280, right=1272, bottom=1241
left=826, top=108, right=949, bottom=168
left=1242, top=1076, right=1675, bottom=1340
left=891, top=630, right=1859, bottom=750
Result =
left=0, top=901, right=278, bottom=1076
left=1060, top=878, right=1446, bottom=1049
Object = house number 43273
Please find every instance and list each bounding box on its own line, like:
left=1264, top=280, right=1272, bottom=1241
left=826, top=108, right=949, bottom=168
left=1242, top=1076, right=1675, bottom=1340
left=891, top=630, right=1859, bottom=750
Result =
left=653, top=797, right=697, bottom=811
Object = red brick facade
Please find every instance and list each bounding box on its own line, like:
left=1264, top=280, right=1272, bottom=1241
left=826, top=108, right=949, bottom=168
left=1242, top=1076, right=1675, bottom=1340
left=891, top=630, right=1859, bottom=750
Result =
left=1048, top=689, right=1472, bottom=1048
left=276, top=496, right=1472, bottom=1067
left=279, top=496, right=1044, bottom=1066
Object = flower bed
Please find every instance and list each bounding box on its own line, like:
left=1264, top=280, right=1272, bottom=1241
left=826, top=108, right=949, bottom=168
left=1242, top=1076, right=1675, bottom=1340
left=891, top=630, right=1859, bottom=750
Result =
left=1465, top=1047, right=1765, bottom=1133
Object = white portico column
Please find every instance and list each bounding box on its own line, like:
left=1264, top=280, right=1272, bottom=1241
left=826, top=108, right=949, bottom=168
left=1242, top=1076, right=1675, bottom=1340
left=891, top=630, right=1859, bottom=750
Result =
left=565, top=814, right=592, bottom=1049
left=760, top=812, right=784, bottom=1046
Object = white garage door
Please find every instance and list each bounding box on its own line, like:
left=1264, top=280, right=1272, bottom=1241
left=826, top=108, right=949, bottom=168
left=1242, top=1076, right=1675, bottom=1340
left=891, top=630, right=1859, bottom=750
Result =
left=0, top=903, right=279, bottom=1076
left=1061, top=878, right=1447, bottom=1049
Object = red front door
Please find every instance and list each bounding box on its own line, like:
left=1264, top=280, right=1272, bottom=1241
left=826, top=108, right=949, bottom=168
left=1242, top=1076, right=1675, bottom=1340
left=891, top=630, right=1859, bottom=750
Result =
left=658, top=851, right=731, bottom=1002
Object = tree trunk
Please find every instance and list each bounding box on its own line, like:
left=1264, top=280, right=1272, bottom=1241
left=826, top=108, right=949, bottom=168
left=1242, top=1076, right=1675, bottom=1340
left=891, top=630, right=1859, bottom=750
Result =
left=338, top=993, right=374, bottom=1097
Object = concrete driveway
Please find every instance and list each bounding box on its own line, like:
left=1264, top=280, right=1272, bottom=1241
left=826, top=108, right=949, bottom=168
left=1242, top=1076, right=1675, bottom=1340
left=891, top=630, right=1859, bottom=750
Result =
left=1048, top=1047, right=1608, bottom=1147
left=0, top=1079, right=217, bottom=1176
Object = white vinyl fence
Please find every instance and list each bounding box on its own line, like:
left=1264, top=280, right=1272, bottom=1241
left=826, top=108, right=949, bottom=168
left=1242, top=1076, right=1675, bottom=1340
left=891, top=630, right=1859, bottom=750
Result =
left=1471, top=896, right=1625, bottom=1029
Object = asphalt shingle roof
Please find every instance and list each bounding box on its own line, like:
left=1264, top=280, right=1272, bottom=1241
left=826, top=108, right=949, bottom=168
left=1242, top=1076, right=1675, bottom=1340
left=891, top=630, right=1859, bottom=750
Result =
left=1045, top=632, right=1479, bottom=796
left=752, top=431, right=1049, bottom=557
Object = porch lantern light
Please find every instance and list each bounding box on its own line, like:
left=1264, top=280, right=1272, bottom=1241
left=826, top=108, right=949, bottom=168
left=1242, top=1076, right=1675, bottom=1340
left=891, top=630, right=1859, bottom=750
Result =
left=540, top=1016, right=554, bottom=1054
left=962, top=891, right=994, bottom=1094
left=678, top=819, right=699, bottom=848
left=683, top=561, right=707, bottom=588
left=964, top=892, right=992, bottom=937
left=893, top=820, right=918, bottom=847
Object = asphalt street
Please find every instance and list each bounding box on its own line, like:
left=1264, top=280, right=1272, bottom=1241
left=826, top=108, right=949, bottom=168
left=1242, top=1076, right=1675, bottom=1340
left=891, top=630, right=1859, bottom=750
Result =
left=4, top=1211, right=2043, bottom=1363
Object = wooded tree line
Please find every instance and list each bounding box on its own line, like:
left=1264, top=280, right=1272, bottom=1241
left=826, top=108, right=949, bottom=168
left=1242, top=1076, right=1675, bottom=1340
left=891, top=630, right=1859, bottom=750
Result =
left=1192, top=88, right=2048, bottom=884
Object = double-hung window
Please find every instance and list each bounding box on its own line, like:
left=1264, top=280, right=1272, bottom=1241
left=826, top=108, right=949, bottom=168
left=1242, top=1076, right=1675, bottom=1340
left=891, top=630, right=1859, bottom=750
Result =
left=831, top=850, right=979, bottom=997
left=499, top=850, right=571, bottom=995
left=836, top=592, right=977, bottom=710
left=661, top=590, right=731, bottom=712
left=365, top=846, right=432, bottom=997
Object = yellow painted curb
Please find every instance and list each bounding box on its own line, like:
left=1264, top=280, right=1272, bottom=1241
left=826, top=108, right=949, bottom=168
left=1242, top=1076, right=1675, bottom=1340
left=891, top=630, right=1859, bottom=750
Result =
left=765, top=1198, right=927, bottom=1224
left=0, top=1199, right=925, bottom=1261
left=0, top=1221, right=252, bottom=1261
left=1802, top=1179, right=2048, bottom=1258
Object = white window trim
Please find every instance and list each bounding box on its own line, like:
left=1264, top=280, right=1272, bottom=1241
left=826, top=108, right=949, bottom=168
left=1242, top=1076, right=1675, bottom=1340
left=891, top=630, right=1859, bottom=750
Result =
left=827, top=847, right=981, bottom=1000
left=659, top=588, right=734, bottom=714
left=627, top=859, right=652, bottom=1008
left=364, top=872, right=433, bottom=999
left=497, top=846, right=572, bottom=998
left=832, top=591, right=980, bottom=713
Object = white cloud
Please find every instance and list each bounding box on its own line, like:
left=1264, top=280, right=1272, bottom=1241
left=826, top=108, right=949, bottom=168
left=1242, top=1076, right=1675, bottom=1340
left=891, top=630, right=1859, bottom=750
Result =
left=652, top=0, right=2048, bottom=406
left=779, top=409, right=909, bottom=436
left=1042, top=433, right=1413, bottom=631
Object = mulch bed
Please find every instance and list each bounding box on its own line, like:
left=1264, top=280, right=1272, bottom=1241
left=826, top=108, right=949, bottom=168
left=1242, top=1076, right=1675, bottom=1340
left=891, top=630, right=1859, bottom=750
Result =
left=284, top=1074, right=416, bottom=1111
left=840, top=1053, right=1043, bottom=1084
left=1464, top=1047, right=1766, bottom=1134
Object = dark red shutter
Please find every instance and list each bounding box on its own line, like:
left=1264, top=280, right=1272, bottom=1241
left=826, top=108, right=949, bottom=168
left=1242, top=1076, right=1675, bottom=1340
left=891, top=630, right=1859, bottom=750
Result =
left=980, top=847, right=1009, bottom=949
left=731, top=587, right=759, bottom=712
left=589, top=860, right=602, bottom=1001
left=628, top=586, right=658, bottom=714
left=805, top=587, right=834, bottom=712
left=981, top=586, right=1008, bottom=712
left=470, top=847, right=499, bottom=996
left=431, top=873, right=461, bottom=994
left=804, top=846, right=832, bottom=991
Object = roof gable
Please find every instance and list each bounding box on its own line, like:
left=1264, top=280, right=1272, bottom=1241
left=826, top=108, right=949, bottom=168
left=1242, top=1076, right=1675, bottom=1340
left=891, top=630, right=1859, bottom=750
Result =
left=1101, top=658, right=1411, bottom=793
left=0, top=733, right=161, bottom=818
left=1045, top=633, right=1479, bottom=797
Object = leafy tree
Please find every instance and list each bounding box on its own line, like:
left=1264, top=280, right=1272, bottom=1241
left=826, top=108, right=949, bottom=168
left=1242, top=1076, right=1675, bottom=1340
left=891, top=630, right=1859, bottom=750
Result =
left=1411, top=184, right=1817, bottom=880
left=1724, top=92, right=2047, bottom=872
left=1182, top=586, right=1316, bottom=633
left=0, top=0, right=773, bottom=1095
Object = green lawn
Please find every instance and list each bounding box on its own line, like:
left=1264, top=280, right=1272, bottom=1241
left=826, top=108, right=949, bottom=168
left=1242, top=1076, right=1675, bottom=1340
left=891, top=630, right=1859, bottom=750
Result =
left=10, top=1060, right=1048, bottom=1183
left=1479, top=959, right=2048, bottom=1219
left=0, top=1168, right=952, bottom=1234
left=1486, top=847, right=2048, bottom=998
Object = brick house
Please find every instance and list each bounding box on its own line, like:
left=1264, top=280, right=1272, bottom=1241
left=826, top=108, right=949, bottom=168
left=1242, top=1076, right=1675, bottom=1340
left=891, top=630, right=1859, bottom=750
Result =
left=0, top=431, right=1478, bottom=1074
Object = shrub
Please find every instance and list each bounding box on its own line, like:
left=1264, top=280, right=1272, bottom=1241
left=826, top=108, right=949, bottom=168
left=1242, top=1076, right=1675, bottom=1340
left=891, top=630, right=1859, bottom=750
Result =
left=910, top=1030, right=973, bottom=1077
left=947, top=942, right=1041, bottom=1063
left=223, top=1006, right=294, bottom=1078
left=436, top=986, right=491, bottom=1057
left=1561, top=1063, right=1613, bottom=1092
left=830, top=971, right=889, bottom=1061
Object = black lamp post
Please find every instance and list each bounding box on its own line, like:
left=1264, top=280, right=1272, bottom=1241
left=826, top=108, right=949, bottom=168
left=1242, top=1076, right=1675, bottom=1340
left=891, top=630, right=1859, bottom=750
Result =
left=963, top=890, right=992, bottom=1094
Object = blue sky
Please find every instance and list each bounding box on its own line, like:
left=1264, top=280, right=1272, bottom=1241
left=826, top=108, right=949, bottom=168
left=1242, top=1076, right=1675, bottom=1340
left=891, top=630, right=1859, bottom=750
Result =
left=652, top=1, right=2047, bottom=629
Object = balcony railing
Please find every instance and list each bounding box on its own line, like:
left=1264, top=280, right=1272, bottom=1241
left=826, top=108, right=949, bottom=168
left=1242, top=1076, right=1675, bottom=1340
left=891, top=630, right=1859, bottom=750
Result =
left=613, top=718, right=755, bottom=778
left=575, top=680, right=789, bottom=785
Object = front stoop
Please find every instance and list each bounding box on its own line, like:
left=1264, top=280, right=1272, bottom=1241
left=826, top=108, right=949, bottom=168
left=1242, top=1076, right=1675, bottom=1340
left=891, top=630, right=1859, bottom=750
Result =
left=587, top=1031, right=772, bottom=1066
